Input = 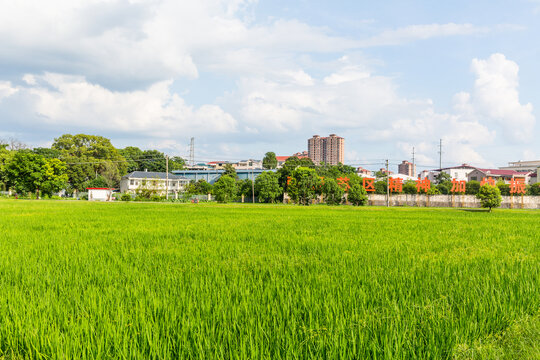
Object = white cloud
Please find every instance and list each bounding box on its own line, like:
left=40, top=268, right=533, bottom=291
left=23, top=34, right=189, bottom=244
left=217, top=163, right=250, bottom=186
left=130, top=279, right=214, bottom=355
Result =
left=0, top=81, right=18, bottom=100
left=2, top=73, right=237, bottom=139
left=359, top=23, right=489, bottom=47
left=455, top=53, right=535, bottom=142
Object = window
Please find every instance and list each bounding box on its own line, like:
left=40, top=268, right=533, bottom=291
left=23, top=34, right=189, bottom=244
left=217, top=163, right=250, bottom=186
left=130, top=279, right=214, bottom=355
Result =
left=471, top=177, right=477, bottom=181
left=130, top=180, right=134, bottom=185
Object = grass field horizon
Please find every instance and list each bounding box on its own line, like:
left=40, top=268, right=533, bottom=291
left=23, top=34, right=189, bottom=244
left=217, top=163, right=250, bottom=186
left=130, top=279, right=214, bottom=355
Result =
left=0, top=200, right=538, bottom=359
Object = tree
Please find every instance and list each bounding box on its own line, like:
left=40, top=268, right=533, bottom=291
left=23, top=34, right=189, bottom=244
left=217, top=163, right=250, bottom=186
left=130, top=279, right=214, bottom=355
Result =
left=435, top=171, right=451, bottom=184
left=348, top=184, right=368, bottom=206
left=262, top=152, right=278, bottom=169
left=212, top=175, right=237, bottom=203
left=427, top=187, right=441, bottom=195
left=287, top=167, right=322, bottom=205
left=40, top=158, right=68, bottom=196
left=4, top=151, right=45, bottom=194
left=187, top=180, right=214, bottom=195
left=321, top=178, right=344, bottom=205
left=278, top=156, right=315, bottom=190
left=374, top=180, right=387, bottom=194
left=255, top=171, right=282, bottom=203
left=436, top=180, right=452, bottom=195
left=52, top=134, right=127, bottom=191
left=119, top=146, right=144, bottom=173
left=529, top=183, right=540, bottom=196
left=497, top=182, right=510, bottom=196
left=476, top=184, right=502, bottom=212
left=33, top=147, right=61, bottom=159
left=223, top=164, right=237, bottom=179
left=403, top=181, right=417, bottom=194
left=84, top=176, right=108, bottom=189
left=237, top=179, right=253, bottom=198
left=169, top=156, right=185, bottom=171
left=466, top=180, right=481, bottom=195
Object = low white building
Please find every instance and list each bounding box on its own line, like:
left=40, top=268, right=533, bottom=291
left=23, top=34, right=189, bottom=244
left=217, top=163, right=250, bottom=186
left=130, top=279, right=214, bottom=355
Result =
left=87, top=188, right=114, bottom=201
left=424, top=164, right=478, bottom=182
left=235, top=159, right=263, bottom=169
left=120, top=171, right=189, bottom=197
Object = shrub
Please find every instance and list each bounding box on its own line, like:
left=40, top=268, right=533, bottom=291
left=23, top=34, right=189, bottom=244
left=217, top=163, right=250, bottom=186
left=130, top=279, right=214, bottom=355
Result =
left=322, top=178, right=344, bottom=205
left=476, top=184, right=502, bottom=212
left=120, top=193, right=132, bottom=202
left=213, top=175, right=237, bottom=203
left=150, top=195, right=162, bottom=202
left=427, top=187, right=441, bottom=195
left=348, top=184, right=368, bottom=206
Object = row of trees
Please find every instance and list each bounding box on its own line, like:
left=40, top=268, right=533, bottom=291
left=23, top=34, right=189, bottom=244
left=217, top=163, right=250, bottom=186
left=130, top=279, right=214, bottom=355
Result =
left=185, top=155, right=368, bottom=205
left=1, top=134, right=185, bottom=196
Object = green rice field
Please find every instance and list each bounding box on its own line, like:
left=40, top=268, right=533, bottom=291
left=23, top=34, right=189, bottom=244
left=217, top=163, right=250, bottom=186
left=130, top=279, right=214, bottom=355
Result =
left=0, top=200, right=539, bottom=359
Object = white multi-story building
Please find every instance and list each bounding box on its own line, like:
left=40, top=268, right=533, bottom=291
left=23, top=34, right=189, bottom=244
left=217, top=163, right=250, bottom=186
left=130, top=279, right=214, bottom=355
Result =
left=424, top=164, right=478, bottom=182
left=235, top=159, right=263, bottom=169
left=120, top=171, right=189, bottom=196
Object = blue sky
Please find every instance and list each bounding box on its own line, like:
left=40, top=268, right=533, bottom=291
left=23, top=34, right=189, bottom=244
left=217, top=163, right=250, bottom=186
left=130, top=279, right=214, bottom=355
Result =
left=0, top=0, right=538, bottom=171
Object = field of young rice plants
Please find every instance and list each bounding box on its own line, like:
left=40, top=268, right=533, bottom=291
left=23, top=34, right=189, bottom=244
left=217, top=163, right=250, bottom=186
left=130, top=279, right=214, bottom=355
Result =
left=0, top=200, right=538, bottom=359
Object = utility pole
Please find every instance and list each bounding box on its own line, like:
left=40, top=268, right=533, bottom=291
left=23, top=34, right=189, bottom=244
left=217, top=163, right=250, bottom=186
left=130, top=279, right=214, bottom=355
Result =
left=165, top=155, right=169, bottom=200
left=252, top=168, right=255, bottom=204
left=438, top=139, right=443, bottom=169
left=412, top=146, right=416, bottom=177
left=386, top=159, right=389, bottom=207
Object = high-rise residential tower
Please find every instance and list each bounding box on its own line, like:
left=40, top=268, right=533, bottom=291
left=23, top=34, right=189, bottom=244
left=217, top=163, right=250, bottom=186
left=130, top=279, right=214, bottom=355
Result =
left=308, top=134, right=344, bottom=165
left=398, top=160, right=417, bottom=177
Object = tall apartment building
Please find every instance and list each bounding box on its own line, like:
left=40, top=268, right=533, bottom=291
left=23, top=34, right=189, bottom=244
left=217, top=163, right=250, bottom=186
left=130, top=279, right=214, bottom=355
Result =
left=308, top=134, right=344, bottom=165
left=398, top=160, right=416, bottom=177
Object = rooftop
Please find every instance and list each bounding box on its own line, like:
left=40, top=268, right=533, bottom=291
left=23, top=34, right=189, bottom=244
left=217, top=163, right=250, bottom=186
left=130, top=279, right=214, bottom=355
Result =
left=122, top=171, right=187, bottom=180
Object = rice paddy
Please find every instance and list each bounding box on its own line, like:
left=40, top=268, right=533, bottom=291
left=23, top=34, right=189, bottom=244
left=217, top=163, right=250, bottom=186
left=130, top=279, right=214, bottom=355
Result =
left=0, top=200, right=538, bottom=359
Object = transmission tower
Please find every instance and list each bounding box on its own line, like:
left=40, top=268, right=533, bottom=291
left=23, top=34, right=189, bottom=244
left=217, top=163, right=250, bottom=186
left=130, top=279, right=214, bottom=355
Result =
left=189, top=137, right=195, bottom=166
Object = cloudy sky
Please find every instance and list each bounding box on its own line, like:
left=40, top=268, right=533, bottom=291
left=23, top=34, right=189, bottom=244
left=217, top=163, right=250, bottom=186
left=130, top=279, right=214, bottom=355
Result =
left=0, top=0, right=538, bottom=171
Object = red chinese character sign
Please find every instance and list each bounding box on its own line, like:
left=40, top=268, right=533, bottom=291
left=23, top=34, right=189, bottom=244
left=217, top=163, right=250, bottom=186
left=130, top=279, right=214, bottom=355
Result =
left=389, top=178, right=403, bottom=193
left=416, top=178, right=431, bottom=193
left=510, top=178, right=526, bottom=194
left=480, top=177, right=495, bottom=187
left=450, top=179, right=466, bottom=193
left=363, top=178, right=375, bottom=192
left=336, top=177, right=350, bottom=191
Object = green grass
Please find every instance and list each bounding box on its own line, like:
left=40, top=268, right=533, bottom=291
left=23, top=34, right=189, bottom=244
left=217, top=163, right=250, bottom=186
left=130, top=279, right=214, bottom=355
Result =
left=0, top=200, right=538, bottom=359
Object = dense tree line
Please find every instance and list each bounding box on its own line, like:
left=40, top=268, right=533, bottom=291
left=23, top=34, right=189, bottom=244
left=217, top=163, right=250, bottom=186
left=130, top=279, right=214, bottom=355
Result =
left=0, top=134, right=185, bottom=196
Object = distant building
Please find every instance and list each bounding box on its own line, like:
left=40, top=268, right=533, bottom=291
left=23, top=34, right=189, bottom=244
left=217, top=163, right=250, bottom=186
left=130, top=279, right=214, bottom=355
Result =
left=357, top=167, right=372, bottom=176
left=499, top=160, right=540, bottom=172
left=172, top=169, right=270, bottom=184
left=120, top=171, right=189, bottom=196
left=424, top=164, right=477, bottom=182
left=308, top=134, right=344, bottom=165
left=398, top=160, right=416, bottom=178
left=87, top=188, right=114, bottom=201
left=467, top=169, right=531, bottom=184
left=293, top=151, right=309, bottom=158
left=207, top=161, right=231, bottom=170
left=235, top=159, right=263, bottom=170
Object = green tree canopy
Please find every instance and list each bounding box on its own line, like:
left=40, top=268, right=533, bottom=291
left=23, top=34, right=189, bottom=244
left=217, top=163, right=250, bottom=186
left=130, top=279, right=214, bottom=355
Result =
left=403, top=180, right=417, bottom=194
left=287, top=167, right=322, bottom=205
left=321, top=177, right=344, bottom=205
left=262, top=152, right=277, bottom=169
left=348, top=184, right=368, bottom=206
left=40, top=158, right=68, bottom=196
left=255, top=171, right=282, bottom=203
left=4, top=151, right=45, bottom=194
left=213, top=175, right=237, bottom=203
left=466, top=180, right=481, bottom=195
left=477, top=184, right=502, bottom=212
left=52, top=134, right=127, bottom=191
left=223, top=164, right=237, bottom=179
